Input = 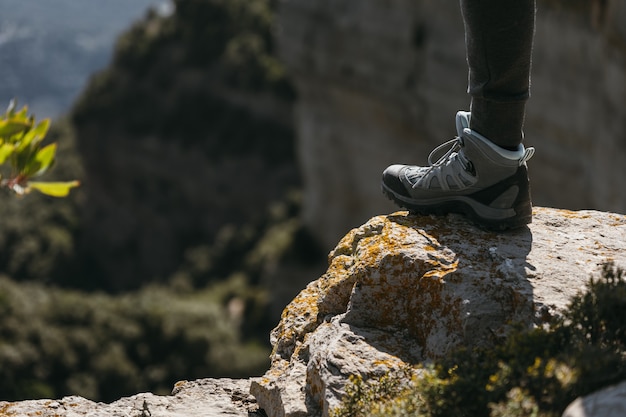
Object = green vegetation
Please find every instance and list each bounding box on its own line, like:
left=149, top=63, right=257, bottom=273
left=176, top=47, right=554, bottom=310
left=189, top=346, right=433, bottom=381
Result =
left=73, top=0, right=294, bottom=143
left=0, top=0, right=307, bottom=292
left=66, top=0, right=301, bottom=293
left=0, top=275, right=269, bottom=402
left=0, top=182, right=310, bottom=402
left=0, top=0, right=317, bottom=403
left=0, top=100, right=79, bottom=197
left=0, top=170, right=314, bottom=401
left=0, top=117, right=83, bottom=286
left=332, top=263, right=626, bottom=417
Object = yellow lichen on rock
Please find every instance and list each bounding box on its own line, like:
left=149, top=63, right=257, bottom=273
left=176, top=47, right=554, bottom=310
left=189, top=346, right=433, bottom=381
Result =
left=253, top=207, right=626, bottom=417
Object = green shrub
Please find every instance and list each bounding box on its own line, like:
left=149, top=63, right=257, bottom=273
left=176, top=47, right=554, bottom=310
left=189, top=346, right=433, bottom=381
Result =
left=0, top=117, right=83, bottom=285
left=0, top=0, right=319, bottom=401
left=0, top=100, right=79, bottom=197
left=0, top=276, right=269, bottom=402
left=332, top=263, right=626, bottom=417
left=73, top=0, right=294, bottom=139
left=67, top=0, right=302, bottom=292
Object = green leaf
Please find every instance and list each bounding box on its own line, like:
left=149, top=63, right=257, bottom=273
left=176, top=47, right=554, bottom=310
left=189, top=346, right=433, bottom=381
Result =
left=14, top=146, right=34, bottom=175
left=27, top=181, right=80, bottom=197
left=14, top=105, right=29, bottom=120
left=0, top=119, right=31, bottom=138
left=26, top=143, right=57, bottom=177
left=0, top=143, right=14, bottom=164
left=19, top=119, right=50, bottom=149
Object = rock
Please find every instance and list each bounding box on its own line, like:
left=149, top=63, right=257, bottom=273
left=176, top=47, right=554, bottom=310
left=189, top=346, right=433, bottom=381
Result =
left=562, top=380, right=626, bottom=417
left=276, top=0, right=626, bottom=249
left=250, top=207, right=626, bottom=417
left=0, top=378, right=262, bottom=417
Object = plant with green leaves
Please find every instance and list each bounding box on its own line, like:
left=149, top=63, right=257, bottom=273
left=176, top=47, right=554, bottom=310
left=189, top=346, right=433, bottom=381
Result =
left=0, top=100, right=79, bottom=197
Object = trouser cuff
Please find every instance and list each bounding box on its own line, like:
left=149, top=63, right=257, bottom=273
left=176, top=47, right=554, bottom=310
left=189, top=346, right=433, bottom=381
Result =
left=469, top=98, right=527, bottom=149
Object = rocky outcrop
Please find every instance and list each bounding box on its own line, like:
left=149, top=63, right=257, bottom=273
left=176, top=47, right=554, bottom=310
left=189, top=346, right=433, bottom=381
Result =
left=2, top=207, right=625, bottom=416
left=277, top=0, right=626, bottom=249
left=251, top=207, right=626, bottom=417
left=0, top=379, right=262, bottom=417
left=563, top=380, right=626, bottom=417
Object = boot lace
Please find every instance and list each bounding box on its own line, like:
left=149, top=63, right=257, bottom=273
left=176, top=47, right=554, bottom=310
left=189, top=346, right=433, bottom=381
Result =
left=407, top=137, right=471, bottom=189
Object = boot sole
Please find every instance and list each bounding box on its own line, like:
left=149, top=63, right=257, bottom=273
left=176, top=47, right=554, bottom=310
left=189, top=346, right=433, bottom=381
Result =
left=381, top=166, right=532, bottom=231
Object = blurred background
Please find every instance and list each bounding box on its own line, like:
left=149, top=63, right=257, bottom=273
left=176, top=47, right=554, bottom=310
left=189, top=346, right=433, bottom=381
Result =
left=0, top=0, right=624, bottom=403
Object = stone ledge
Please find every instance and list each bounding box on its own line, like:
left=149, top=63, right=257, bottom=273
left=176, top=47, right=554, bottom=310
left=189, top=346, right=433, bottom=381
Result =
left=0, top=378, right=261, bottom=417
left=251, top=207, right=626, bottom=417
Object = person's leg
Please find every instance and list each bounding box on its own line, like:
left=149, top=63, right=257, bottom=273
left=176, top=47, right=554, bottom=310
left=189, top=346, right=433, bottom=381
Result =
left=461, top=0, right=536, bottom=150
left=381, top=0, right=537, bottom=230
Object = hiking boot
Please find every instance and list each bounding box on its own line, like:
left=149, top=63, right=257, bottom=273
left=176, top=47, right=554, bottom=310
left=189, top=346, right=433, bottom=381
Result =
left=382, top=111, right=535, bottom=230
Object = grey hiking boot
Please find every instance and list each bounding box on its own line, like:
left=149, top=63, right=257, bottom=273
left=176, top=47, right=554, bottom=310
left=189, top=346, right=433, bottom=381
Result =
left=382, top=111, right=535, bottom=230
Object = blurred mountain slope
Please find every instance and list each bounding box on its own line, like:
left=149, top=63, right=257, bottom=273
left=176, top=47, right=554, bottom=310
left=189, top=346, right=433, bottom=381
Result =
left=70, top=0, right=304, bottom=291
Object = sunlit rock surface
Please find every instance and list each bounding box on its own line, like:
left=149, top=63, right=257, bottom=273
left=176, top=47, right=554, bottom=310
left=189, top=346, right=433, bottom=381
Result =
left=251, top=207, right=626, bottom=417
left=0, top=379, right=261, bottom=417
left=563, top=380, right=626, bottom=417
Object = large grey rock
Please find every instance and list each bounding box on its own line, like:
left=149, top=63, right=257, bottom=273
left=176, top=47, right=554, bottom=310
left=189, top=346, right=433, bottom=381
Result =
left=250, top=207, right=626, bottom=417
left=0, top=378, right=262, bottom=417
left=277, top=0, right=626, bottom=249
left=562, top=380, right=626, bottom=417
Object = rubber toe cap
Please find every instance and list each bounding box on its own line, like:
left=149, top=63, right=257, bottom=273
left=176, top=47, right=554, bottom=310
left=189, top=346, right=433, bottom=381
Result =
left=382, top=165, right=410, bottom=198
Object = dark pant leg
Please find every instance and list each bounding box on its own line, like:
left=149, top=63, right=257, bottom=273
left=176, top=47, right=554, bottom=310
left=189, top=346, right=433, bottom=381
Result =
left=460, top=0, right=536, bottom=149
